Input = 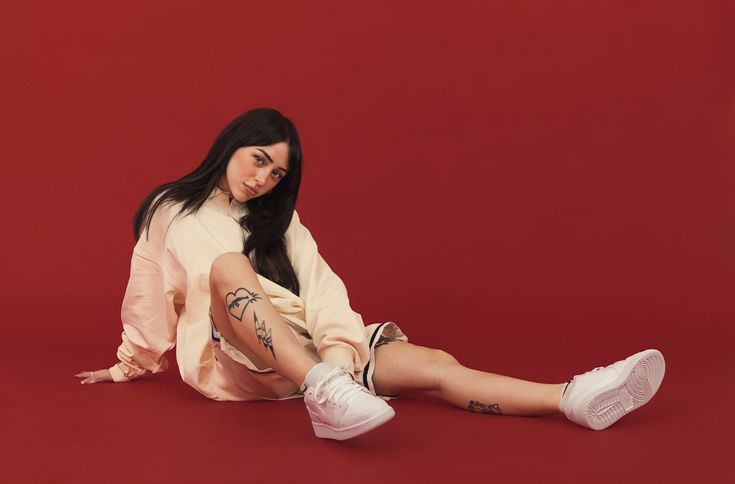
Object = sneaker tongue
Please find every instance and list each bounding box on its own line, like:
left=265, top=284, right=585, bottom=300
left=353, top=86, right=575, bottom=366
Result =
left=303, top=362, right=334, bottom=389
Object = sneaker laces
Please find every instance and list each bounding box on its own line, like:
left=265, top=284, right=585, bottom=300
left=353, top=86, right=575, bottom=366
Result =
left=312, top=365, right=368, bottom=406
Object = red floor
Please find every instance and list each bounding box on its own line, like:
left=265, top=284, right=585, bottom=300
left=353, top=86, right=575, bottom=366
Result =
left=1, top=3, right=732, bottom=481
left=3, top=321, right=733, bottom=484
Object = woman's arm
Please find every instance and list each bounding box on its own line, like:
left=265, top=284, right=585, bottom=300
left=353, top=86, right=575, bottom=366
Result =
left=286, top=211, right=370, bottom=372
left=110, top=198, right=186, bottom=381
left=110, top=246, right=183, bottom=381
left=76, top=198, right=186, bottom=384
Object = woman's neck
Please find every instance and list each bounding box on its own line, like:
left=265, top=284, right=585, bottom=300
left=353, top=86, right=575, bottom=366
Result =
left=216, top=177, right=233, bottom=200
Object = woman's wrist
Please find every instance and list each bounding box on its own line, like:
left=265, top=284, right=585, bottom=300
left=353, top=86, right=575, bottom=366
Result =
left=109, top=363, right=132, bottom=382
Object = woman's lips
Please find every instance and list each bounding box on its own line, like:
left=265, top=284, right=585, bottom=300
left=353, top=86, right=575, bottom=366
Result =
left=243, top=183, right=257, bottom=195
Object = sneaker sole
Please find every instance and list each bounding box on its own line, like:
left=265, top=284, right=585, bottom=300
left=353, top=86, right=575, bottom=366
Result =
left=581, top=349, right=665, bottom=430
left=312, top=406, right=396, bottom=440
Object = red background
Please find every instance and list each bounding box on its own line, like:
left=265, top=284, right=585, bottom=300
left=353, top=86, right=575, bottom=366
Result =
left=1, top=1, right=733, bottom=483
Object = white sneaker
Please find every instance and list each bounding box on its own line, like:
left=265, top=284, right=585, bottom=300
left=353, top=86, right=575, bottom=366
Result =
left=303, top=364, right=395, bottom=440
left=559, top=349, right=665, bottom=430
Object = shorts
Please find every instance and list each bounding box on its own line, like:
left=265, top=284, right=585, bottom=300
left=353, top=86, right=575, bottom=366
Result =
left=209, top=309, right=408, bottom=400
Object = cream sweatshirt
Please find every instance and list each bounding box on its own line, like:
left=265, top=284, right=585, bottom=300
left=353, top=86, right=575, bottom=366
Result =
left=108, top=186, right=370, bottom=400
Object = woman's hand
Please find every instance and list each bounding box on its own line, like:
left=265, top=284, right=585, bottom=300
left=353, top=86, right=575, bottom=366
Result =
left=74, top=369, right=113, bottom=384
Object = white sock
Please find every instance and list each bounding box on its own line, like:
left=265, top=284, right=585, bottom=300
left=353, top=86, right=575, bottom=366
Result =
left=558, top=380, right=573, bottom=411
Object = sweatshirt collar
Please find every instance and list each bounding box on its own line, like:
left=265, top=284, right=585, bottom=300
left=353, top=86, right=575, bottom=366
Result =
left=207, top=186, right=248, bottom=221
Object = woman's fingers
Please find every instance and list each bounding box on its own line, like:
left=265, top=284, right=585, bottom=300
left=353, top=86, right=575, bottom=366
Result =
left=75, top=371, right=92, bottom=384
left=74, top=370, right=107, bottom=384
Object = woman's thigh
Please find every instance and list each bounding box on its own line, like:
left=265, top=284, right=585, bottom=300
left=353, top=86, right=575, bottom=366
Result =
left=371, top=341, right=459, bottom=396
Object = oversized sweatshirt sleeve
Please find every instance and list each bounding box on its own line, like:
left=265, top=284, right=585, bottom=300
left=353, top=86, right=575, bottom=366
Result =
left=286, top=210, right=370, bottom=371
left=108, top=201, right=186, bottom=382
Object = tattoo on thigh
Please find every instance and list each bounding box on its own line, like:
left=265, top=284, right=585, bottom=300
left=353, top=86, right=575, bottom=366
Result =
left=468, top=400, right=503, bottom=415
left=226, top=287, right=262, bottom=321
left=253, top=311, right=276, bottom=359
left=374, top=338, right=393, bottom=348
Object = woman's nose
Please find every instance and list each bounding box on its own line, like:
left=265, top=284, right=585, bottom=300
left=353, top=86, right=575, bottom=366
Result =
left=254, top=168, right=268, bottom=187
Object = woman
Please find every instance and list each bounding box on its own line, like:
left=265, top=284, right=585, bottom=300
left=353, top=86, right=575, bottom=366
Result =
left=75, top=108, right=666, bottom=440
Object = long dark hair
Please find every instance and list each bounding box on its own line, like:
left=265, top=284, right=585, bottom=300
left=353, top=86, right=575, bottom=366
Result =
left=133, top=108, right=303, bottom=295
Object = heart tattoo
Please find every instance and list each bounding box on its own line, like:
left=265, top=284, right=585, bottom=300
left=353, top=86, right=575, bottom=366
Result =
left=225, top=287, right=262, bottom=321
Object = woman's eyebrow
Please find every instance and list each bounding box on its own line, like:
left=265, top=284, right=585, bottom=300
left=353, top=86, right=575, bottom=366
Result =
left=256, top=148, right=288, bottom=173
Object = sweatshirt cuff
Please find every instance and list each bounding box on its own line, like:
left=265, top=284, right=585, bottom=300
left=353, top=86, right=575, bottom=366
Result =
left=109, top=363, right=131, bottom=382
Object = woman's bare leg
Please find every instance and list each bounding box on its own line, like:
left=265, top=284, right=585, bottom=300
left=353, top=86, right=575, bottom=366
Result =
left=209, top=252, right=318, bottom=386
left=371, top=341, right=565, bottom=416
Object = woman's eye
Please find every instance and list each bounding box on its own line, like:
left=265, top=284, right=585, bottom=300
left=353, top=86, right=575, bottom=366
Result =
left=272, top=171, right=282, bottom=179
left=254, top=156, right=264, bottom=164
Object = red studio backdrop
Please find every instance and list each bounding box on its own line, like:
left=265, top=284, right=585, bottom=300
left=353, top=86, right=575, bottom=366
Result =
left=0, top=1, right=733, bottom=483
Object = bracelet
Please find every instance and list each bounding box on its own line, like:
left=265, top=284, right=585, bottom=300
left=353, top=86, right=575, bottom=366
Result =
left=117, top=363, right=133, bottom=381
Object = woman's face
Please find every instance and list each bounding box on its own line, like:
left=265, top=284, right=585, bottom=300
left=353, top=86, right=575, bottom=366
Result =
left=218, top=142, right=290, bottom=202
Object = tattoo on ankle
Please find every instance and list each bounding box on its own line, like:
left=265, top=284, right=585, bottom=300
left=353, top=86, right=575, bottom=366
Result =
left=468, top=400, right=503, bottom=415
left=253, top=311, right=276, bottom=359
left=226, top=287, right=262, bottom=321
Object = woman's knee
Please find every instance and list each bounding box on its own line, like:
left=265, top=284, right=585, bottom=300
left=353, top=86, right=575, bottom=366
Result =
left=209, top=252, right=255, bottom=287
left=428, top=348, right=459, bottom=366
